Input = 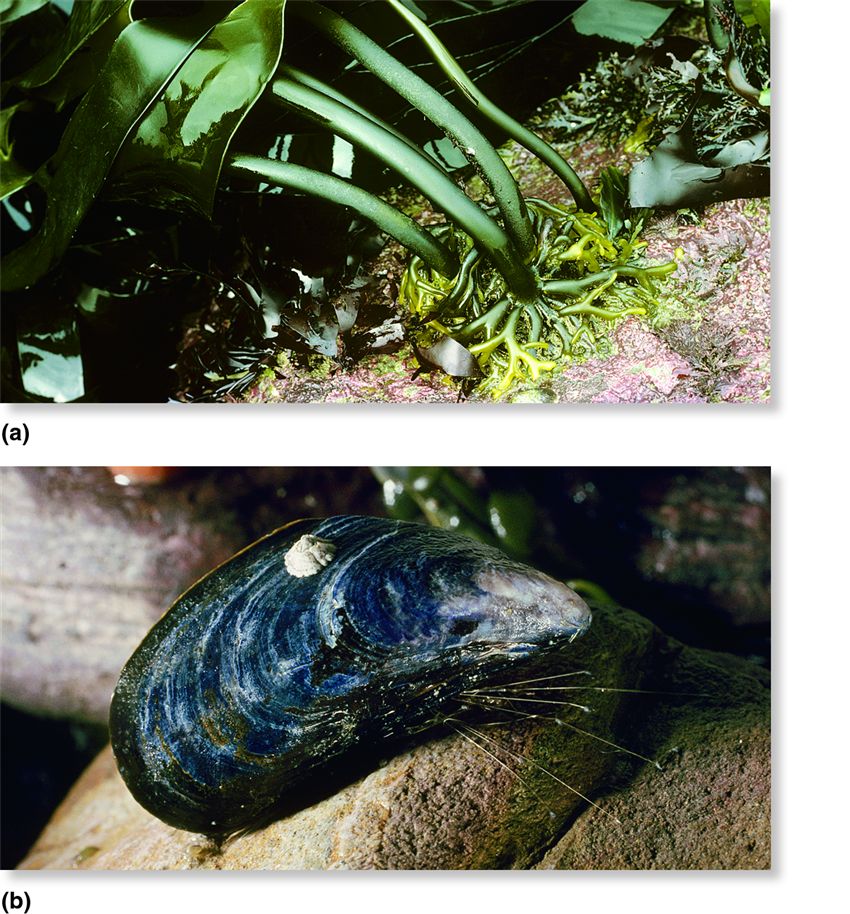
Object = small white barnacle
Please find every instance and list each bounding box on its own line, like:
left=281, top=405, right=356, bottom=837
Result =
left=284, top=534, right=337, bottom=578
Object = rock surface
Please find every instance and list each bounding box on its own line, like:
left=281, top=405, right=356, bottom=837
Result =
left=19, top=605, right=769, bottom=870
left=528, top=467, right=771, bottom=642
left=630, top=467, right=771, bottom=629
left=538, top=637, right=771, bottom=869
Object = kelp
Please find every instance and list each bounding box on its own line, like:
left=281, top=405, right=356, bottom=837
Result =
left=110, top=0, right=286, bottom=218
left=15, top=0, right=128, bottom=109
left=2, top=8, right=224, bottom=289
left=399, top=188, right=676, bottom=396
left=629, top=125, right=769, bottom=208
left=538, top=0, right=770, bottom=209
left=374, top=465, right=537, bottom=560
left=630, top=1, right=769, bottom=207
left=2, top=0, right=684, bottom=401
left=172, top=192, right=388, bottom=402
left=571, top=0, right=675, bottom=46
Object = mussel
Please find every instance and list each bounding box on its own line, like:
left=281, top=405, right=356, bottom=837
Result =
left=109, top=516, right=591, bottom=836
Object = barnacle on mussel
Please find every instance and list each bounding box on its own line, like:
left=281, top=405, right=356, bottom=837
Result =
left=109, top=516, right=591, bottom=836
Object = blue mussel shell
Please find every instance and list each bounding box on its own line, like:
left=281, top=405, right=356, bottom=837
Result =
left=110, top=516, right=591, bottom=835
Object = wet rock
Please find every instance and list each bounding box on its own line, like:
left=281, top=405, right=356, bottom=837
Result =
left=0, top=468, right=238, bottom=724
left=631, top=467, right=771, bottom=630
left=19, top=605, right=768, bottom=870
left=528, top=467, right=771, bottom=645
left=538, top=642, right=770, bottom=869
